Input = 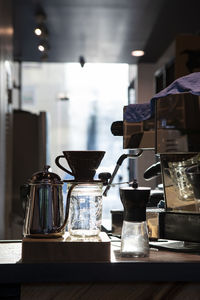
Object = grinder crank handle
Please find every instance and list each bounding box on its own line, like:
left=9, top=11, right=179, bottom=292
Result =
left=103, top=149, right=143, bottom=197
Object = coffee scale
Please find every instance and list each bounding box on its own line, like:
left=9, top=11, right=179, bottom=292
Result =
left=22, top=151, right=111, bottom=263
left=111, top=92, right=200, bottom=252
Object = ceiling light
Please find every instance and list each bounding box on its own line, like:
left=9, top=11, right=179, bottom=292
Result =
left=38, top=44, right=45, bottom=52
left=34, top=27, right=42, bottom=36
left=38, top=39, right=49, bottom=52
left=34, top=23, right=48, bottom=37
left=131, top=50, right=145, bottom=57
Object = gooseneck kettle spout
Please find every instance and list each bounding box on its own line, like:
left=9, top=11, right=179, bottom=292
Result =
left=55, top=183, right=78, bottom=232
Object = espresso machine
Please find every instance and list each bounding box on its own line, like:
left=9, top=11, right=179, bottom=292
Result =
left=153, top=93, right=200, bottom=247
left=112, top=92, right=200, bottom=250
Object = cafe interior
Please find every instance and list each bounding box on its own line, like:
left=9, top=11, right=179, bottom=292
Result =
left=1, top=0, right=200, bottom=299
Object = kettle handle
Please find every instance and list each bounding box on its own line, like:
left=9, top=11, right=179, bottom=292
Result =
left=56, top=183, right=77, bottom=232
left=55, top=155, right=74, bottom=176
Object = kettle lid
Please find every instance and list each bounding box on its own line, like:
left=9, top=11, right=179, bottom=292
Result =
left=30, top=165, right=62, bottom=184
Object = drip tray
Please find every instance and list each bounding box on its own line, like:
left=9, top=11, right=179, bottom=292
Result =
left=22, top=232, right=110, bottom=263
left=150, top=240, right=200, bottom=253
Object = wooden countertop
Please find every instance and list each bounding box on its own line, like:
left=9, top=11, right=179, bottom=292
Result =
left=1, top=240, right=200, bottom=283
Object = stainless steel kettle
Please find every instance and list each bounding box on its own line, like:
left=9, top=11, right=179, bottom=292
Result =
left=23, top=165, right=67, bottom=238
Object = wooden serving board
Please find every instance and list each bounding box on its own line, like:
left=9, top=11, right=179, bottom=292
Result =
left=22, top=232, right=110, bottom=263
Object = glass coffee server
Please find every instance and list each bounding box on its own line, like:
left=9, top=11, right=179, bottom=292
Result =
left=55, top=150, right=106, bottom=237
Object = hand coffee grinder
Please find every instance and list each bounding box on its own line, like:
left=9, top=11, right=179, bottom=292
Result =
left=120, top=181, right=150, bottom=257
left=103, top=150, right=151, bottom=257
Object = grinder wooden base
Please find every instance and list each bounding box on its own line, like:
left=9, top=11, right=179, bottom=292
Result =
left=22, top=232, right=110, bottom=263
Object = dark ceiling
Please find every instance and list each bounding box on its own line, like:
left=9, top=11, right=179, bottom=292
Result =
left=13, top=0, right=200, bottom=64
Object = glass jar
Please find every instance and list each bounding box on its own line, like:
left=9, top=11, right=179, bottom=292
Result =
left=67, top=182, right=103, bottom=237
left=121, top=220, right=149, bottom=257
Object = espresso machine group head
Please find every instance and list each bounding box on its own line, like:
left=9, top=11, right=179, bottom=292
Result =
left=114, top=92, right=200, bottom=246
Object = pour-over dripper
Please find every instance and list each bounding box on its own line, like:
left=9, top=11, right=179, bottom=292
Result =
left=55, top=150, right=105, bottom=181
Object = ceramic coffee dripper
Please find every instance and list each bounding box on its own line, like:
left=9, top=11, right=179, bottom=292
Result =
left=55, top=150, right=105, bottom=181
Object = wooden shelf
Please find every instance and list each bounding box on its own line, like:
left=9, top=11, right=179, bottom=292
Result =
left=1, top=240, right=200, bottom=283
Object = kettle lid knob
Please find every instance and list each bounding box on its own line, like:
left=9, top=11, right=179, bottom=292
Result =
left=43, top=165, right=51, bottom=172
left=30, top=165, right=63, bottom=184
left=132, top=179, right=138, bottom=189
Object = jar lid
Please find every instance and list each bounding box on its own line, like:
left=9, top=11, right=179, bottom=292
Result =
left=30, top=165, right=63, bottom=184
left=64, top=179, right=103, bottom=184
left=120, top=187, right=151, bottom=191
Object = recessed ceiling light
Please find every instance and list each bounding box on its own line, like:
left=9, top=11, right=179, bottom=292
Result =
left=131, top=50, right=145, bottom=57
left=34, top=28, right=42, bottom=36
left=38, top=45, right=45, bottom=52
left=37, top=39, right=50, bottom=52
left=34, top=24, right=48, bottom=37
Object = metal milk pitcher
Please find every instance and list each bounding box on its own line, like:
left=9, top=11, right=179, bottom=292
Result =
left=23, top=165, right=67, bottom=238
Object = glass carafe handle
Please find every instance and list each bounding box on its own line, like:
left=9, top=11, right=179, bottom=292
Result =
left=55, top=155, right=74, bottom=176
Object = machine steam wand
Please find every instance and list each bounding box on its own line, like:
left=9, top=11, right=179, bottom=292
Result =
left=102, top=149, right=143, bottom=197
